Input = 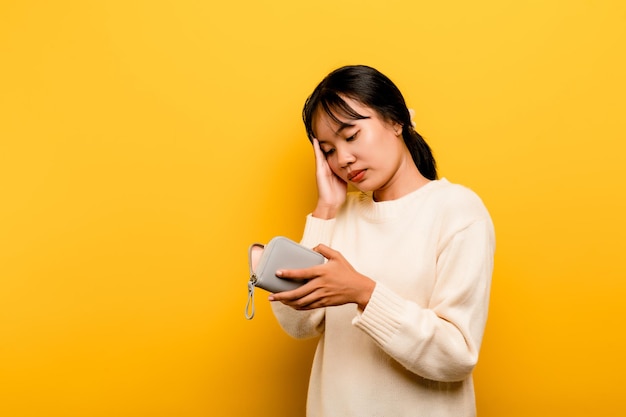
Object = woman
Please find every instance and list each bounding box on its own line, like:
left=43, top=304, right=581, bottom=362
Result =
left=269, top=65, right=495, bottom=417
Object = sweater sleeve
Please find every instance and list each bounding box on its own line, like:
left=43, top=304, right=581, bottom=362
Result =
left=352, top=218, right=495, bottom=382
left=270, top=214, right=336, bottom=339
left=300, top=213, right=336, bottom=248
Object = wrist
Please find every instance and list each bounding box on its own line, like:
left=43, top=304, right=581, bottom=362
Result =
left=312, top=203, right=339, bottom=219
left=356, top=277, right=376, bottom=311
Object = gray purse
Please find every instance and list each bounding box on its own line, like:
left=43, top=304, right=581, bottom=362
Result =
left=245, top=236, right=325, bottom=319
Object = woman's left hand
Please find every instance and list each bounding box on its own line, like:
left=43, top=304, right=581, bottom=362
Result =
left=269, top=244, right=375, bottom=311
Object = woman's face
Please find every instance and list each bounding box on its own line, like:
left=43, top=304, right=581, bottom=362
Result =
left=312, top=97, right=416, bottom=200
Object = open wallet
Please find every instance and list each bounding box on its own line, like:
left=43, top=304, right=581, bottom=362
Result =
left=245, top=236, right=325, bottom=319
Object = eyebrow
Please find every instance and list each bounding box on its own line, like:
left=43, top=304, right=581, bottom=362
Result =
left=334, top=122, right=355, bottom=136
left=315, top=114, right=371, bottom=142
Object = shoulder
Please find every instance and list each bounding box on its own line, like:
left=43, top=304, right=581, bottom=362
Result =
left=433, top=179, right=488, bottom=213
left=429, top=179, right=493, bottom=230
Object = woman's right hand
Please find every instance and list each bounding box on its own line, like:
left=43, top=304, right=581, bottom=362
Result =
left=312, top=138, right=347, bottom=219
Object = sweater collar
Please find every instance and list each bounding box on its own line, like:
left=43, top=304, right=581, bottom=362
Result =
left=355, top=178, right=447, bottom=221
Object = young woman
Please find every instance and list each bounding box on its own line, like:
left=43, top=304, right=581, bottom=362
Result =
left=269, top=65, right=495, bottom=417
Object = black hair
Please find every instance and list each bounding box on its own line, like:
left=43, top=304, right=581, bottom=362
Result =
left=302, top=65, right=437, bottom=180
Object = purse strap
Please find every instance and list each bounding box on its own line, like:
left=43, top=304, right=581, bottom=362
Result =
left=245, top=243, right=264, bottom=320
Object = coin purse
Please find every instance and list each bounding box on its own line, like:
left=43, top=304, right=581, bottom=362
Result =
left=245, top=236, right=325, bottom=319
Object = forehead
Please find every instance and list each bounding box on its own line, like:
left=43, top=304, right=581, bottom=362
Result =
left=311, top=97, right=374, bottom=139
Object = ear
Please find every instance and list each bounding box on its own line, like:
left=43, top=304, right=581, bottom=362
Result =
left=393, top=122, right=403, bottom=136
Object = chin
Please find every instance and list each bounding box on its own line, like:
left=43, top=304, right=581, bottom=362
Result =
left=351, top=183, right=375, bottom=194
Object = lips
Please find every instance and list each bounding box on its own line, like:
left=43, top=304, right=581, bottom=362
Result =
left=347, top=169, right=366, bottom=182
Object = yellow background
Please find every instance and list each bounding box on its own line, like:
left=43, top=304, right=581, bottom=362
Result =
left=1, top=1, right=625, bottom=416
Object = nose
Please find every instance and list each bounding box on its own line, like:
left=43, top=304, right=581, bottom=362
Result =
left=337, top=147, right=355, bottom=168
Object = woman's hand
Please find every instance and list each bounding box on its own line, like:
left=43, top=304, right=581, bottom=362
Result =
left=268, top=244, right=375, bottom=311
left=312, top=138, right=347, bottom=219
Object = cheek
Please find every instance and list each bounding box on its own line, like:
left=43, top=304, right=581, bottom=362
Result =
left=326, top=158, right=344, bottom=178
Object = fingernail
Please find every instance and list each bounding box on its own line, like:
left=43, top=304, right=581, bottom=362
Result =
left=268, top=295, right=275, bottom=301
left=275, top=270, right=283, bottom=276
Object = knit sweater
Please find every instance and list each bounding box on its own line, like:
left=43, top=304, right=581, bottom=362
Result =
left=271, top=178, right=495, bottom=417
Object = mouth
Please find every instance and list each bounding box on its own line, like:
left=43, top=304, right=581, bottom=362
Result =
left=347, top=169, right=366, bottom=183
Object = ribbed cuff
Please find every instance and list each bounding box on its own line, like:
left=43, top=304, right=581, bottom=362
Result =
left=352, top=283, right=406, bottom=346
left=300, top=214, right=336, bottom=248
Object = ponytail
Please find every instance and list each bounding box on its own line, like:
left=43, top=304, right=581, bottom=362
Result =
left=403, top=126, right=437, bottom=180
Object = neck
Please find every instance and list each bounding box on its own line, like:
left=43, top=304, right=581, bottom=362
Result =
left=373, top=161, right=430, bottom=202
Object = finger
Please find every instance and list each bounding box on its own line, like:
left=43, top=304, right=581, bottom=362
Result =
left=313, top=244, right=339, bottom=259
left=312, top=139, right=329, bottom=170
left=275, top=266, right=319, bottom=280
left=312, top=137, right=321, bottom=154
left=272, top=288, right=322, bottom=310
left=268, top=282, right=314, bottom=302
left=312, top=138, right=321, bottom=158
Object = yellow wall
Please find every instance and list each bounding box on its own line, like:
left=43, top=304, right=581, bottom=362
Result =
left=1, top=1, right=625, bottom=416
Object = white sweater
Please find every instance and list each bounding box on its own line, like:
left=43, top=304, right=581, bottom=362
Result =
left=271, top=178, right=495, bottom=417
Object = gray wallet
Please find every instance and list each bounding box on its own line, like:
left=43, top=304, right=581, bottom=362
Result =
left=245, top=236, right=325, bottom=319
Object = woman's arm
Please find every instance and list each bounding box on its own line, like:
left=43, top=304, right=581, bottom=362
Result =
left=353, top=219, right=495, bottom=382
left=269, top=214, right=337, bottom=338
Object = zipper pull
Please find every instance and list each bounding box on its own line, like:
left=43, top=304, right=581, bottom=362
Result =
left=245, top=274, right=257, bottom=320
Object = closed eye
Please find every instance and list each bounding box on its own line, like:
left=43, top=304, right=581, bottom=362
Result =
left=346, top=132, right=358, bottom=141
